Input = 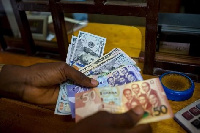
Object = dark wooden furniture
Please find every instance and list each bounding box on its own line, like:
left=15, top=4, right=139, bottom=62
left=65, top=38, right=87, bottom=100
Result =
left=1, top=0, right=159, bottom=63
left=152, top=13, right=200, bottom=82
left=0, top=0, right=12, bottom=51
left=159, top=0, right=181, bottom=13
left=3, top=0, right=199, bottom=82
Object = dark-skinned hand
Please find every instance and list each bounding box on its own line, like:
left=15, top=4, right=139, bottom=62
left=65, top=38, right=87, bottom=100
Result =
left=0, top=62, right=98, bottom=104
left=0, top=62, right=151, bottom=133
left=69, top=106, right=152, bottom=133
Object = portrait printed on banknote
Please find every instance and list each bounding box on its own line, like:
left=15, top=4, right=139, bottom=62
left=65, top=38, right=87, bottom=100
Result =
left=73, top=47, right=99, bottom=67
left=71, top=31, right=106, bottom=68
left=122, top=79, right=168, bottom=118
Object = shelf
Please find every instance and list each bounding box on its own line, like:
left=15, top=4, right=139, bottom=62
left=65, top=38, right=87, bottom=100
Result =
left=155, top=52, right=200, bottom=66
left=139, top=51, right=200, bottom=82
left=154, top=52, right=200, bottom=82
left=3, top=36, right=61, bottom=60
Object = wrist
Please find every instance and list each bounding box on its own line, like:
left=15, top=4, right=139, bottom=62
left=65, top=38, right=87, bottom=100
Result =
left=0, top=65, right=26, bottom=101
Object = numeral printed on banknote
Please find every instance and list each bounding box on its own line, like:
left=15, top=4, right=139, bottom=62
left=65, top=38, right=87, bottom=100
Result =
left=121, top=78, right=173, bottom=124
left=66, top=84, right=90, bottom=118
left=75, top=89, right=103, bottom=122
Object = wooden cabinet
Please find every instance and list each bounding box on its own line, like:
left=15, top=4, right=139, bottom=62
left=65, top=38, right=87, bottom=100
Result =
left=159, top=0, right=181, bottom=13
left=150, top=13, right=200, bottom=82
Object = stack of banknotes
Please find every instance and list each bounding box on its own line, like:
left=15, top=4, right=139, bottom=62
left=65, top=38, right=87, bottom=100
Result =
left=55, top=31, right=173, bottom=124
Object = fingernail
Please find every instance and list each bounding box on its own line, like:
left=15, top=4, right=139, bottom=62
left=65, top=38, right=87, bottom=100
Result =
left=91, top=79, right=98, bottom=86
left=133, top=105, right=144, bottom=115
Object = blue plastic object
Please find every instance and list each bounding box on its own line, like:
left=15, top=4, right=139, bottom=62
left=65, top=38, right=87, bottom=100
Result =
left=159, top=72, right=195, bottom=101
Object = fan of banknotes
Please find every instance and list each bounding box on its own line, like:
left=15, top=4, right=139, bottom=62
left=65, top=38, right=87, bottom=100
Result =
left=55, top=31, right=173, bottom=124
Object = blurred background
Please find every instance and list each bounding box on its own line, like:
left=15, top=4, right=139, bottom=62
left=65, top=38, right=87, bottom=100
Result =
left=0, top=0, right=200, bottom=59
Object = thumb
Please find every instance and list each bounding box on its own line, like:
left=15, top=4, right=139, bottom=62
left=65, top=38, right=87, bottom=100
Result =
left=64, top=64, right=98, bottom=87
left=109, top=105, right=144, bottom=128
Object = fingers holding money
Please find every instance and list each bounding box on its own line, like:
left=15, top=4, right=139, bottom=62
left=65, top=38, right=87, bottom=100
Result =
left=101, top=105, right=152, bottom=133
left=63, top=63, right=99, bottom=87
left=108, top=105, right=144, bottom=128
left=69, top=106, right=151, bottom=133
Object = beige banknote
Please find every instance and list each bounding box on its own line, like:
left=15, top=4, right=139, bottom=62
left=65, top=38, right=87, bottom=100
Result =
left=75, top=78, right=173, bottom=124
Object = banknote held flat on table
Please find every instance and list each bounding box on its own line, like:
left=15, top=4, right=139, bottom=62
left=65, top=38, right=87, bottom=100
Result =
left=75, top=78, right=174, bottom=124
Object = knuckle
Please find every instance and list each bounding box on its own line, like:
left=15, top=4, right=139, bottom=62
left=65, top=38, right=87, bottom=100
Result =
left=59, top=62, right=69, bottom=70
left=76, top=72, right=90, bottom=85
left=58, top=62, right=69, bottom=81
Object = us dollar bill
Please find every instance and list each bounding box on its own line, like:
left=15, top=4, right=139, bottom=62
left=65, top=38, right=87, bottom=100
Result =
left=54, top=83, right=71, bottom=115
left=79, top=48, right=122, bottom=74
left=68, top=36, right=77, bottom=66
left=70, top=31, right=106, bottom=69
left=66, top=43, right=72, bottom=65
left=83, top=49, right=136, bottom=76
